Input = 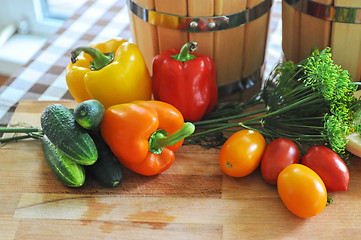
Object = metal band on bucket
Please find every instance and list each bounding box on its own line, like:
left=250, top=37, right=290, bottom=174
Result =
left=284, top=0, right=361, bottom=24
left=127, top=0, right=273, bottom=32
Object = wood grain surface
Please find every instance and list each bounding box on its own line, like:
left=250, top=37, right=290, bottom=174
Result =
left=242, top=0, right=269, bottom=78
left=2, top=100, right=361, bottom=239
left=154, top=0, right=188, bottom=54
left=282, top=0, right=361, bottom=82
left=214, top=0, right=247, bottom=86
left=299, top=0, right=333, bottom=61
left=331, top=0, right=361, bottom=82
left=282, top=0, right=301, bottom=62
left=129, top=0, right=159, bottom=75
left=187, top=0, right=214, bottom=59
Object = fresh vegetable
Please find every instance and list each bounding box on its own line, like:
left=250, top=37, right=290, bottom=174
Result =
left=277, top=164, right=327, bottom=218
left=66, top=37, right=152, bottom=109
left=187, top=48, right=361, bottom=159
left=100, top=100, right=195, bottom=176
left=301, top=146, right=349, bottom=192
left=218, top=130, right=266, bottom=177
left=346, top=108, right=361, bottom=158
left=1, top=103, right=96, bottom=186
left=41, top=135, right=85, bottom=187
left=86, top=133, right=123, bottom=187
left=74, top=99, right=105, bottom=130
left=261, top=138, right=300, bottom=185
left=41, top=104, right=97, bottom=165
left=346, top=132, right=361, bottom=158
left=152, top=42, right=218, bottom=122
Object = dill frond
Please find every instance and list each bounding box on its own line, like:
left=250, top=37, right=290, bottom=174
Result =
left=188, top=47, right=360, bottom=159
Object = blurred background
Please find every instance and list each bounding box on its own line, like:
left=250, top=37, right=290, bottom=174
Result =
left=0, top=0, right=359, bottom=89
left=0, top=0, right=282, bottom=85
left=0, top=0, right=87, bottom=83
left=0, top=0, right=283, bottom=87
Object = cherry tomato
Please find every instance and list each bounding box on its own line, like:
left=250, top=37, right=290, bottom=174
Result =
left=301, top=146, right=349, bottom=192
left=219, top=130, right=266, bottom=177
left=261, top=138, right=300, bottom=184
left=277, top=164, right=327, bottom=218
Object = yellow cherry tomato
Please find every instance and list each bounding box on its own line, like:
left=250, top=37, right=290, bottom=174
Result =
left=277, top=164, right=327, bottom=218
left=219, top=130, right=266, bottom=177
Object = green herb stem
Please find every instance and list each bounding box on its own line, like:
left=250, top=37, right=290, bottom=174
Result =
left=190, top=92, right=326, bottom=140
left=0, top=134, right=39, bottom=143
left=195, top=108, right=267, bottom=126
left=205, top=95, right=262, bottom=119
left=0, top=127, right=42, bottom=133
left=188, top=122, right=241, bottom=139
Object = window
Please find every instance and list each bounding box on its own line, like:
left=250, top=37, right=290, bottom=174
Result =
left=0, top=0, right=88, bottom=37
left=0, top=0, right=88, bottom=75
left=41, top=0, right=88, bottom=20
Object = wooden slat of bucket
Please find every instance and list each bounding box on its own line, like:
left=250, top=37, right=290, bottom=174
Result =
left=130, top=0, right=159, bottom=75
left=214, top=0, right=247, bottom=86
left=282, top=0, right=301, bottom=62
left=299, top=0, right=333, bottom=61
left=331, top=0, right=361, bottom=82
left=187, top=0, right=214, bottom=59
left=358, top=51, right=361, bottom=82
left=154, top=0, right=188, bottom=54
left=242, top=0, right=270, bottom=78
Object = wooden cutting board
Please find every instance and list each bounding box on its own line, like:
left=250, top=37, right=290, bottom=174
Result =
left=2, top=100, right=361, bottom=239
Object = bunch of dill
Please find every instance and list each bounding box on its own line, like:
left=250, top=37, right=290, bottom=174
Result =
left=186, top=48, right=361, bottom=159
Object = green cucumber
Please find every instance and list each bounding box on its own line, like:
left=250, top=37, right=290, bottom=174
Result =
left=41, top=104, right=97, bottom=165
left=86, top=133, right=123, bottom=188
left=42, top=135, right=85, bottom=187
left=74, top=100, right=105, bottom=130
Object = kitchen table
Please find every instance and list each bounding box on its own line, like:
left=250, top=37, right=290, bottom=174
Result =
left=2, top=100, right=361, bottom=239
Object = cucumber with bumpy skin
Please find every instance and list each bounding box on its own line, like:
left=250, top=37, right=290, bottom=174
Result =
left=86, top=133, right=123, bottom=187
left=42, top=135, right=85, bottom=187
left=74, top=99, right=105, bottom=130
left=41, top=104, right=97, bottom=165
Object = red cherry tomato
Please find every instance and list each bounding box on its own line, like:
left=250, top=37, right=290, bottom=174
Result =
left=219, top=130, right=266, bottom=177
left=261, top=138, right=300, bottom=184
left=277, top=164, right=327, bottom=218
left=301, top=145, right=349, bottom=192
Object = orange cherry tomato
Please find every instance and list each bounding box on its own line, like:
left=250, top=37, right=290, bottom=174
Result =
left=219, top=130, right=266, bottom=177
left=277, top=164, right=327, bottom=218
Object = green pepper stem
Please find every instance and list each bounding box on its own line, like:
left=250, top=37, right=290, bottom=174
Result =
left=71, top=46, right=114, bottom=70
left=149, top=122, right=195, bottom=154
left=172, top=42, right=197, bottom=62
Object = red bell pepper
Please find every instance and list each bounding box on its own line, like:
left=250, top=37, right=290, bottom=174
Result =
left=152, top=42, right=218, bottom=122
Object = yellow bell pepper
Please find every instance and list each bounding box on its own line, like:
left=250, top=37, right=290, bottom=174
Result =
left=66, top=38, right=152, bottom=109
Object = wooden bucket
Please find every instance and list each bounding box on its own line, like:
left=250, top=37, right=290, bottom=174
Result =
left=282, top=0, right=361, bottom=82
left=127, top=0, right=272, bottom=96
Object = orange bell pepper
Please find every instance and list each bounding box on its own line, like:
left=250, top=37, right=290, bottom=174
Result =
left=100, top=101, right=195, bottom=176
